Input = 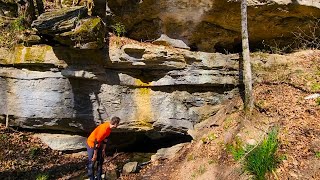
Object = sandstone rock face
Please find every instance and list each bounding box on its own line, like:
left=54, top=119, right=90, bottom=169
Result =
left=0, top=37, right=238, bottom=134
left=31, top=7, right=106, bottom=49
left=107, top=0, right=320, bottom=52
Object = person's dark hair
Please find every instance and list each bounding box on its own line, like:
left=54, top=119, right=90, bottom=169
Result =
left=110, top=116, right=120, bottom=125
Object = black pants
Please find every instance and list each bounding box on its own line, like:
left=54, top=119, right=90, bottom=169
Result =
left=86, top=143, right=104, bottom=180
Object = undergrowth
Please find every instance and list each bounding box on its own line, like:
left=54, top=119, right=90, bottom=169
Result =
left=244, top=128, right=279, bottom=180
left=0, top=16, right=26, bottom=48
left=227, top=128, right=279, bottom=180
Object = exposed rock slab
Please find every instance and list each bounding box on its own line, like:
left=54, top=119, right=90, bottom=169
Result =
left=151, top=143, right=188, bottom=161
left=122, top=162, right=138, bottom=174
left=34, top=133, right=86, bottom=151
left=31, top=7, right=106, bottom=49
left=153, top=34, right=190, bottom=50
left=31, top=6, right=87, bottom=34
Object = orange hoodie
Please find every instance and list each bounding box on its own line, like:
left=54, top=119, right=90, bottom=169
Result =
left=87, top=122, right=111, bottom=148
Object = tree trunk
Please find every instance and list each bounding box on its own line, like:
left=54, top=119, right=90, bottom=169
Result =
left=35, top=0, right=44, bottom=15
left=241, top=0, right=253, bottom=113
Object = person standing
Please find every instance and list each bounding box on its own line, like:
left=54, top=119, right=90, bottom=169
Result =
left=86, top=116, right=121, bottom=180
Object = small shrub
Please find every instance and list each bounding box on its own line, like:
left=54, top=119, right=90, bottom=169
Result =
left=36, top=173, right=49, bottom=180
left=245, top=128, right=279, bottom=180
left=223, top=118, right=233, bottom=129
left=316, top=152, right=320, bottom=158
left=10, top=16, right=26, bottom=31
left=111, top=22, right=126, bottom=37
left=293, top=18, right=320, bottom=49
left=201, top=133, right=217, bottom=144
left=30, top=147, right=41, bottom=158
left=226, top=137, right=246, bottom=161
left=0, top=16, right=27, bottom=48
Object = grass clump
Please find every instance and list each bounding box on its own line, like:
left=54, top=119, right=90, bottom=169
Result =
left=226, top=137, right=246, bottom=161
left=35, top=173, right=49, bottom=180
left=244, top=128, right=279, bottom=180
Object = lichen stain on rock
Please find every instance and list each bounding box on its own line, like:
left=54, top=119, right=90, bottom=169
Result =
left=14, top=45, right=51, bottom=64
left=133, top=79, right=154, bottom=130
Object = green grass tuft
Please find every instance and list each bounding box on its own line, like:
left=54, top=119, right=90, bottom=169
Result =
left=226, top=137, right=246, bottom=161
left=35, top=173, right=49, bottom=180
left=244, top=128, right=279, bottom=180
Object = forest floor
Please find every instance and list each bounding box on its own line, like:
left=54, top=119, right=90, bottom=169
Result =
left=1, top=50, right=320, bottom=180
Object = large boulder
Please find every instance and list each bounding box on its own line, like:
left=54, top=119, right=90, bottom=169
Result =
left=33, top=133, right=86, bottom=151
left=106, top=0, right=320, bottom=52
left=31, top=7, right=106, bottom=49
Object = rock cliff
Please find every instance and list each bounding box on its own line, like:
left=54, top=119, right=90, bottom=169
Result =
left=1, top=0, right=319, bottom=139
left=107, top=0, right=320, bottom=52
left=0, top=35, right=238, bottom=136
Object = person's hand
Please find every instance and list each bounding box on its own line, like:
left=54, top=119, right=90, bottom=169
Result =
left=91, top=152, right=97, bottom=162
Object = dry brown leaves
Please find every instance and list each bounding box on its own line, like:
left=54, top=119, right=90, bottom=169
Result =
left=0, top=126, right=87, bottom=180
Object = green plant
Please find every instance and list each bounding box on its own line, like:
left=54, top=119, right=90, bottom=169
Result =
left=0, top=134, right=8, bottom=140
left=316, top=152, right=320, bottom=158
left=316, top=97, right=320, bottom=106
left=187, top=154, right=195, bottom=161
left=311, top=83, right=320, bottom=92
left=36, top=173, right=49, bottom=180
left=198, top=164, right=206, bottom=175
left=208, top=159, right=216, bottom=165
left=111, top=22, right=126, bottom=37
left=0, top=16, right=26, bottom=48
left=191, top=164, right=207, bottom=178
left=279, top=154, right=287, bottom=161
left=226, top=137, right=246, bottom=161
left=10, top=16, right=26, bottom=31
left=244, top=128, right=279, bottom=180
left=223, top=118, right=233, bottom=129
left=201, top=133, right=217, bottom=144
left=30, top=147, right=41, bottom=158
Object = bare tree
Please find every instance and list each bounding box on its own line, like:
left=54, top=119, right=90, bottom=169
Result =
left=241, top=0, right=253, bottom=113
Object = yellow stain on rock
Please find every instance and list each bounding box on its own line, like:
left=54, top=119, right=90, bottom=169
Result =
left=134, top=79, right=154, bottom=130
left=13, top=45, right=51, bottom=64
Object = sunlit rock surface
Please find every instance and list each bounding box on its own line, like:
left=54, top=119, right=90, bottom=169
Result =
left=0, top=38, right=239, bottom=134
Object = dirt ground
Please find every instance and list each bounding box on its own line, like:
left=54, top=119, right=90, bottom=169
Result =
left=1, top=50, right=320, bottom=180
